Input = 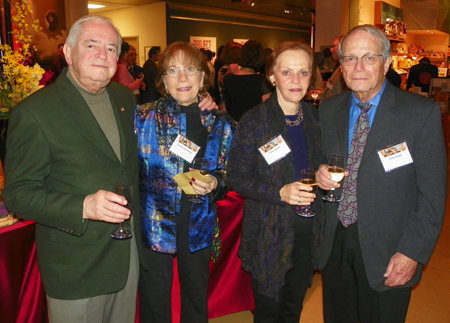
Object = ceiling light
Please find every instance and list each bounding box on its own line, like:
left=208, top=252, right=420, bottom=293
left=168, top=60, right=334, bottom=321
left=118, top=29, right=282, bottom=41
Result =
left=88, top=4, right=105, bottom=9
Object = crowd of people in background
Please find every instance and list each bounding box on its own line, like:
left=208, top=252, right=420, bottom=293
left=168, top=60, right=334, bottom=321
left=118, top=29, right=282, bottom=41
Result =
left=3, top=14, right=447, bottom=323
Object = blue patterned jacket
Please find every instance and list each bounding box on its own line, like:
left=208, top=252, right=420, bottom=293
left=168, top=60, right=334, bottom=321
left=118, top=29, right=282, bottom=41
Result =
left=135, top=96, right=235, bottom=254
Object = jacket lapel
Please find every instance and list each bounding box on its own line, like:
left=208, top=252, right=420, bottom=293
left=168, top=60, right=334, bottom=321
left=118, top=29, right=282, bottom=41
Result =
left=336, top=94, right=352, bottom=158
left=57, top=71, right=122, bottom=163
left=361, top=82, right=397, bottom=165
left=108, top=86, right=133, bottom=164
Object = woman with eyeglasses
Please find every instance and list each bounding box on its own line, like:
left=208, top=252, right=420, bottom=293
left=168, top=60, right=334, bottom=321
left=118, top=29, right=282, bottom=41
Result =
left=227, top=40, right=324, bottom=322
left=135, top=41, right=235, bottom=323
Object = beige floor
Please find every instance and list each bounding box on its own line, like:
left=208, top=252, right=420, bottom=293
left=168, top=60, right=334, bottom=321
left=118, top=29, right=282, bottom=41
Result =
left=210, top=166, right=450, bottom=323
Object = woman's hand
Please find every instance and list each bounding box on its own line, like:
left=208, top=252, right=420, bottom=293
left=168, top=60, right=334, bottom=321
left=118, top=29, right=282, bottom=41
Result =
left=279, top=181, right=316, bottom=206
left=198, top=93, right=218, bottom=111
left=190, top=176, right=218, bottom=195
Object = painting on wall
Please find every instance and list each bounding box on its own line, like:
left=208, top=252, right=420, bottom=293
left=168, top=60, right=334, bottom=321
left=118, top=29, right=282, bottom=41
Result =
left=374, top=1, right=403, bottom=25
left=28, top=0, right=67, bottom=62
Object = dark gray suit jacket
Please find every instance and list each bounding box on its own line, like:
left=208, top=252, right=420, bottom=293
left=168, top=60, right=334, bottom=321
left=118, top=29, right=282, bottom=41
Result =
left=318, top=81, right=447, bottom=291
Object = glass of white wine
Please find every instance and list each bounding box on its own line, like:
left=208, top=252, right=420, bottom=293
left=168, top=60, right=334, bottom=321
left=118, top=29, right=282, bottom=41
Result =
left=322, top=155, right=345, bottom=203
left=296, top=168, right=318, bottom=217
left=111, top=183, right=133, bottom=240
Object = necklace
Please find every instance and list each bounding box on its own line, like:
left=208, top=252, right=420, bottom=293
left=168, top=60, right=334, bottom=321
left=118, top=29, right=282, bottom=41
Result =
left=285, top=105, right=303, bottom=127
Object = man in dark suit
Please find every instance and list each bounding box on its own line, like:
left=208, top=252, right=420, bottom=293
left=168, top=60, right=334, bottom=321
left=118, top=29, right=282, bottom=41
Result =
left=127, top=45, right=144, bottom=79
left=4, top=16, right=142, bottom=322
left=317, top=25, right=447, bottom=322
left=320, top=35, right=348, bottom=103
left=406, top=57, right=438, bottom=93
left=141, top=46, right=161, bottom=103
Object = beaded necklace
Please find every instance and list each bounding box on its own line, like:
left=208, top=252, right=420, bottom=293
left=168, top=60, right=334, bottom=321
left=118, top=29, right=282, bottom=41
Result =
left=285, top=104, right=304, bottom=127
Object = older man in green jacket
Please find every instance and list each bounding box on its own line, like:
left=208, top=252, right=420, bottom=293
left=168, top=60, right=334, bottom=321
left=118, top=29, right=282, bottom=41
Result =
left=4, top=16, right=141, bottom=323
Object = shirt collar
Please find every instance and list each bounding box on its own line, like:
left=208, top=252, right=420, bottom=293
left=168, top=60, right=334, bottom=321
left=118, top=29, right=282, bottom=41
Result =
left=351, top=80, right=387, bottom=108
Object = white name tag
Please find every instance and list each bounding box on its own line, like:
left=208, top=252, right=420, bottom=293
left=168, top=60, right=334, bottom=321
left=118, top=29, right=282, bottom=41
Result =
left=169, top=134, right=200, bottom=163
left=377, top=142, right=413, bottom=172
left=258, top=135, right=291, bottom=165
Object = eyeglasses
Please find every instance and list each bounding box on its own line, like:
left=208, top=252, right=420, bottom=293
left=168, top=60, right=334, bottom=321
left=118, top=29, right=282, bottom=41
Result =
left=340, top=54, right=383, bottom=67
left=163, top=66, right=202, bottom=78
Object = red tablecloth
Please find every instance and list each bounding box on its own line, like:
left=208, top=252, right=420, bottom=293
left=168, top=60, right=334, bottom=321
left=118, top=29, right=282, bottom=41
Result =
left=0, top=220, right=47, bottom=323
left=3, top=193, right=253, bottom=323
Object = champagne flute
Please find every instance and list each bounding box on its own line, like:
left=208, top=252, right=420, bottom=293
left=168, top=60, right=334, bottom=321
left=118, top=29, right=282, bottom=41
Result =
left=189, top=158, right=209, bottom=204
left=111, top=183, right=133, bottom=240
left=322, top=155, right=345, bottom=202
left=296, top=168, right=318, bottom=217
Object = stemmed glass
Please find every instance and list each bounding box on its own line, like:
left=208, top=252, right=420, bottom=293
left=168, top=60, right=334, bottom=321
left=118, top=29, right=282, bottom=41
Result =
left=111, top=183, right=133, bottom=240
left=310, top=91, right=319, bottom=106
left=322, top=155, right=345, bottom=203
left=296, top=168, right=318, bottom=217
left=189, top=158, right=209, bottom=204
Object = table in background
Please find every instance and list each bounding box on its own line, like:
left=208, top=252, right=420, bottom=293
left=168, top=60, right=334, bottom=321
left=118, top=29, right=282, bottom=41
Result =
left=1, top=193, right=253, bottom=323
left=0, top=220, right=47, bottom=323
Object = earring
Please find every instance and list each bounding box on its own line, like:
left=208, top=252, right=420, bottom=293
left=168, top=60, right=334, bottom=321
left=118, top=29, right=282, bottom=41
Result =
left=165, top=85, right=169, bottom=94
left=272, top=81, right=276, bottom=87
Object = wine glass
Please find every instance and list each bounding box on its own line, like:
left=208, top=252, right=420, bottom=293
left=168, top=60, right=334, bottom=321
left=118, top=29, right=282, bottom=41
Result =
left=296, top=168, right=318, bottom=217
left=111, top=183, right=133, bottom=240
left=310, top=91, right=319, bottom=106
left=189, top=158, right=209, bottom=204
left=322, top=155, right=345, bottom=203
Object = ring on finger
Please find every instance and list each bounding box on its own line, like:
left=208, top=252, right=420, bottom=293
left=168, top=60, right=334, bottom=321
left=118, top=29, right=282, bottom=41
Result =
left=298, top=197, right=302, bottom=204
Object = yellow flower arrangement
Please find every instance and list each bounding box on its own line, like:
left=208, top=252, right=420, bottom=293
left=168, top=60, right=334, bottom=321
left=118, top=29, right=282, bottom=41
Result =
left=0, top=0, right=44, bottom=119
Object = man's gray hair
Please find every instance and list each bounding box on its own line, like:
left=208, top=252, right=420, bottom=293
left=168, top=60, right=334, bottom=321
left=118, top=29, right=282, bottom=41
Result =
left=66, top=15, right=122, bottom=52
left=339, top=24, right=391, bottom=62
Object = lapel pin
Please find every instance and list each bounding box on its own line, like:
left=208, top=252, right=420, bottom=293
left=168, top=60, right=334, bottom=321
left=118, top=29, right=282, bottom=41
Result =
left=120, top=107, right=125, bottom=112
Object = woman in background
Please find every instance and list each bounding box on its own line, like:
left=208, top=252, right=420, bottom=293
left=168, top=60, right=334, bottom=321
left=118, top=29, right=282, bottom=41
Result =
left=222, top=40, right=272, bottom=122
left=216, top=42, right=242, bottom=104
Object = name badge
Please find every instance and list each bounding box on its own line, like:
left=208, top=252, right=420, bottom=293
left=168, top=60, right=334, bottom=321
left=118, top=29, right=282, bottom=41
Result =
left=377, top=141, right=413, bottom=172
left=169, top=134, right=200, bottom=163
left=258, top=135, right=291, bottom=165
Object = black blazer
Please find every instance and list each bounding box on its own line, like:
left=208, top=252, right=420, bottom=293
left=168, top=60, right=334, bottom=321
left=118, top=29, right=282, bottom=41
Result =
left=318, top=81, right=447, bottom=291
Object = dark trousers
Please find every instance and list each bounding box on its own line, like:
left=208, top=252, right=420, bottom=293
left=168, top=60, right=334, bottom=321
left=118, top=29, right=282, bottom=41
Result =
left=252, top=216, right=314, bottom=323
left=139, top=206, right=211, bottom=323
left=323, top=222, right=411, bottom=323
